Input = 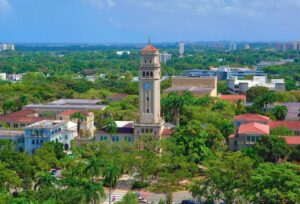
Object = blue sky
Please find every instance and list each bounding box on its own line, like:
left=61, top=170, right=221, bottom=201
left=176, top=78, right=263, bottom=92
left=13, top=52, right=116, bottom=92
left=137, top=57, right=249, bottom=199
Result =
left=0, top=0, right=300, bottom=43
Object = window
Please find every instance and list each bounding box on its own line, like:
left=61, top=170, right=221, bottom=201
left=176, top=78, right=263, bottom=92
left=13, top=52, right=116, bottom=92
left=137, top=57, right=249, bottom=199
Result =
left=149, top=60, right=152, bottom=63
left=146, top=72, right=149, bottom=77
left=147, top=109, right=150, bottom=113
left=251, top=136, right=256, bottom=143
left=144, top=60, right=146, bottom=63
left=100, top=136, right=107, bottom=141
left=36, top=140, right=39, bottom=144
left=234, top=140, right=238, bottom=146
left=40, top=140, right=43, bottom=144
left=141, top=129, right=144, bottom=133
left=146, top=97, right=149, bottom=101
left=32, top=139, right=35, bottom=145
left=143, top=71, right=145, bottom=77
left=150, top=71, right=153, bottom=77
left=125, top=136, right=132, bottom=142
left=112, top=136, right=119, bottom=142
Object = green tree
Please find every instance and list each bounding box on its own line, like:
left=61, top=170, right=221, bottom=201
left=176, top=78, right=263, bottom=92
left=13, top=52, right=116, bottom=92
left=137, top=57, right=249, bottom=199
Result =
left=212, top=101, right=226, bottom=112
left=115, top=192, right=138, bottom=204
left=247, top=163, right=300, bottom=204
left=103, top=163, right=120, bottom=204
left=270, top=125, right=294, bottom=136
left=103, top=118, right=117, bottom=143
left=80, top=178, right=105, bottom=204
left=246, top=86, right=269, bottom=102
left=254, top=135, right=290, bottom=163
left=34, top=172, right=57, bottom=191
left=84, top=157, right=103, bottom=180
left=2, top=100, right=17, bottom=114
left=190, top=152, right=253, bottom=204
left=161, top=92, right=185, bottom=126
left=272, top=105, right=288, bottom=120
left=70, top=112, right=87, bottom=138
left=0, top=162, right=20, bottom=191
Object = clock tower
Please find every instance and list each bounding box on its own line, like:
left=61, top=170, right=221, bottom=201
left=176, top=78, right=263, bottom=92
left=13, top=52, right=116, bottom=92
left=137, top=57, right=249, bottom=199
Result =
left=134, top=41, right=164, bottom=138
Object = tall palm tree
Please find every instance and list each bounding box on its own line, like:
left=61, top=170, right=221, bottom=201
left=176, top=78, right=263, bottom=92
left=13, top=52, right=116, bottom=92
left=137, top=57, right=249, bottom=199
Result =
left=70, top=112, right=86, bottom=138
left=81, top=178, right=105, bottom=204
left=84, top=157, right=103, bottom=180
left=273, top=105, right=288, bottom=121
left=298, top=108, right=300, bottom=119
left=34, top=172, right=57, bottom=191
left=103, top=118, right=117, bottom=143
left=103, top=163, right=120, bottom=204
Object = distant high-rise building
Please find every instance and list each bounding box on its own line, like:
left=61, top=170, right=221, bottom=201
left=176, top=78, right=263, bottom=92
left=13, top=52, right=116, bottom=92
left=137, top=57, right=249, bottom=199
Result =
left=179, top=41, right=184, bottom=57
left=159, top=51, right=172, bottom=63
left=229, top=42, right=237, bottom=51
left=292, top=41, right=300, bottom=50
left=0, top=43, right=15, bottom=52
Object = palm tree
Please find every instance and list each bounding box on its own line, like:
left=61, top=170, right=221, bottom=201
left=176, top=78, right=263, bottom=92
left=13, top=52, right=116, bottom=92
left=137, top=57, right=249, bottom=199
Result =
left=235, top=99, right=243, bottom=110
left=70, top=112, right=86, bottom=138
left=84, top=157, right=103, bottom=180
left=103, top=163, right=120, bottom=204
left=81, top=178, right=105, bottom=204
left=298, top=108, right=300, bottom=119
left=103, top=118, right=117, bottom=143
left=34, top=172, right=57, bottom=191
left=115, top=191, right=138, bottom=204
left=273, top=105, right=288, bottom=121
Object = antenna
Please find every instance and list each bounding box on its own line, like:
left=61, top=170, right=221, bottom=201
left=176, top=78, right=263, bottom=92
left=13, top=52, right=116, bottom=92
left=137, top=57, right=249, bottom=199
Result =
left=148, top=36, right=151, bottom=45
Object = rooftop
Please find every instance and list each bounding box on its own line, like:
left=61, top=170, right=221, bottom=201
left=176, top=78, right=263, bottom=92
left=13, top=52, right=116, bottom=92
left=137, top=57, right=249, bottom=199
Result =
left=141, top=44, right=158, bottom=53
left=165, top=87, right=214, bottom=93
left=220, top=95, right=246, bottom=102
left=57, top=110, right=91, bottom=117
left=269, top=121, right=300, bottom=130
left=283, top=136, right=300, bottom=145
left=26, top=120, right=66, bottom=129
left=238, top=122, right=270, bottom=135
left=234, top=114, right=269, bottom=122
left=49, top=99, right=101, bottom=105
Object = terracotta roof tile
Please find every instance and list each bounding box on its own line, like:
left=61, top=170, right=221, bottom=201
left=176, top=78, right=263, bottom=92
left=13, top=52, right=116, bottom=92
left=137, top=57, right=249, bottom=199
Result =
left=234, top=114, right=269, bottom=122
left=269, top=121, right=300, bottom=130
left=220, top=95, right=246, bottom=102
left=238, top=122, right=269, bottom=135
left=57, top=110, right=90, bottom=117
left=282, top=136, right=300, bottom=145
left=141, top=44, right=158, bottom=53
left=162, top=129, right=173, bottom=136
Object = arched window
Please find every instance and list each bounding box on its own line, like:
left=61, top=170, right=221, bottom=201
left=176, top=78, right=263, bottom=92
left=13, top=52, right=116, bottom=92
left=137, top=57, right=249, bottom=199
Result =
left=143, top=71, right=145, bottom=77
left=144, top=60, right=147, bottom=63
left=149, top=60, right=152, bottom=63
left=146, top=72, right=149, bottom=77
left=150, top=71, right=153, bottom=77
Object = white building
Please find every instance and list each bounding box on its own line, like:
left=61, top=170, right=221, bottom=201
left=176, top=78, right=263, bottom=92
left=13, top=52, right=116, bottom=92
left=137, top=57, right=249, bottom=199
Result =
left=0, top=73, right=6, bottom=80
left=227, top=76, right=285, bottom=94
left=0, top=43, right=15, bottom=51
left=6, top=73, right=23, bottom=81
left=159, top=51, right=172, bottom=63
left=292, top=41, right=300, bottom=50
left=229, top=42, right=237, bottom=51
left=116, top=51, right=130, bottom=55
left=179, top=41, right=184, bottom=57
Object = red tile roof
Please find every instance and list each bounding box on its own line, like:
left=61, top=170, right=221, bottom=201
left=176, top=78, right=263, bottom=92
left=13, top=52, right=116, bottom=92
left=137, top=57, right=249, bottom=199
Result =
left=141, top=44, right=158, bottom=53
left=8, top=109, right=37, bottom=117
left=238, top=122, right=269, bottom=135
left=162, top=129, right=173, bottom=136
left=269, top=121, right=300, bottom=130
left=220, top=95, right=246, bottom=102
left=234, top=114, right=269, bottom=122
left=57, top=110, right=90, bottom=117
left=283, top=136, right=300, bottom=145
left=0, top=115, right=51, bottom=123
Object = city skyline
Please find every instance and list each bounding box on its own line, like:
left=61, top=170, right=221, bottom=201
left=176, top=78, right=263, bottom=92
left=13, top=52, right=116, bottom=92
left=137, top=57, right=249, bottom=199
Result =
left=1, top=0, right=300, bottom=43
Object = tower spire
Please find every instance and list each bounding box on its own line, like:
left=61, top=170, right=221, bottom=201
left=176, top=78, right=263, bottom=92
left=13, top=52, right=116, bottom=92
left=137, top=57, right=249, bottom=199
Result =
left=148, top=36, right=151, bottom=45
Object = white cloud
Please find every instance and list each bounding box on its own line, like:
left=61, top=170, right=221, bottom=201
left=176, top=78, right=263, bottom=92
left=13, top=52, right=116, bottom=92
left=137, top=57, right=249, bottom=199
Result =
left=0, top=0, right=12, bottom=13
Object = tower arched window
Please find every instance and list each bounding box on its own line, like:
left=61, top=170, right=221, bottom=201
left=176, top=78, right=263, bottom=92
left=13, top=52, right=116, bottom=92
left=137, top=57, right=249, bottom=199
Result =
left=150, top=60, right=152, bottom=64
left=144, top=60, right=147, bottom=64
left=143, top=71, right=145, bottom=77
left=150, top=71, right=153, bottom=77
left=146, top=71, right=149, bottom=77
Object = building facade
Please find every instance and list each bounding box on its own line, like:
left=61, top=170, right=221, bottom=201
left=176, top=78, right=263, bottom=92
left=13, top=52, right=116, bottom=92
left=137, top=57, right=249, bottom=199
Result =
left=159, top=52, right=172, bottom=63
left=24, top=120, right=75, bottom=153
left=227, top=76, right=285, bottom=94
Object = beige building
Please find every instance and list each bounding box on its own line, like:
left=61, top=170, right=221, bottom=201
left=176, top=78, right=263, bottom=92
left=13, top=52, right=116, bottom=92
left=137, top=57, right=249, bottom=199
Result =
left=164, top=76, right=217, bottom=97
left=56, top=110, right=96, bottom=137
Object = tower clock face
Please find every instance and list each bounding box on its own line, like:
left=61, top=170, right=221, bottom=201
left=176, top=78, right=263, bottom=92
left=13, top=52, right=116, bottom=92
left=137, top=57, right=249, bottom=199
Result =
left=144, top=82, right=152, bottom=90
